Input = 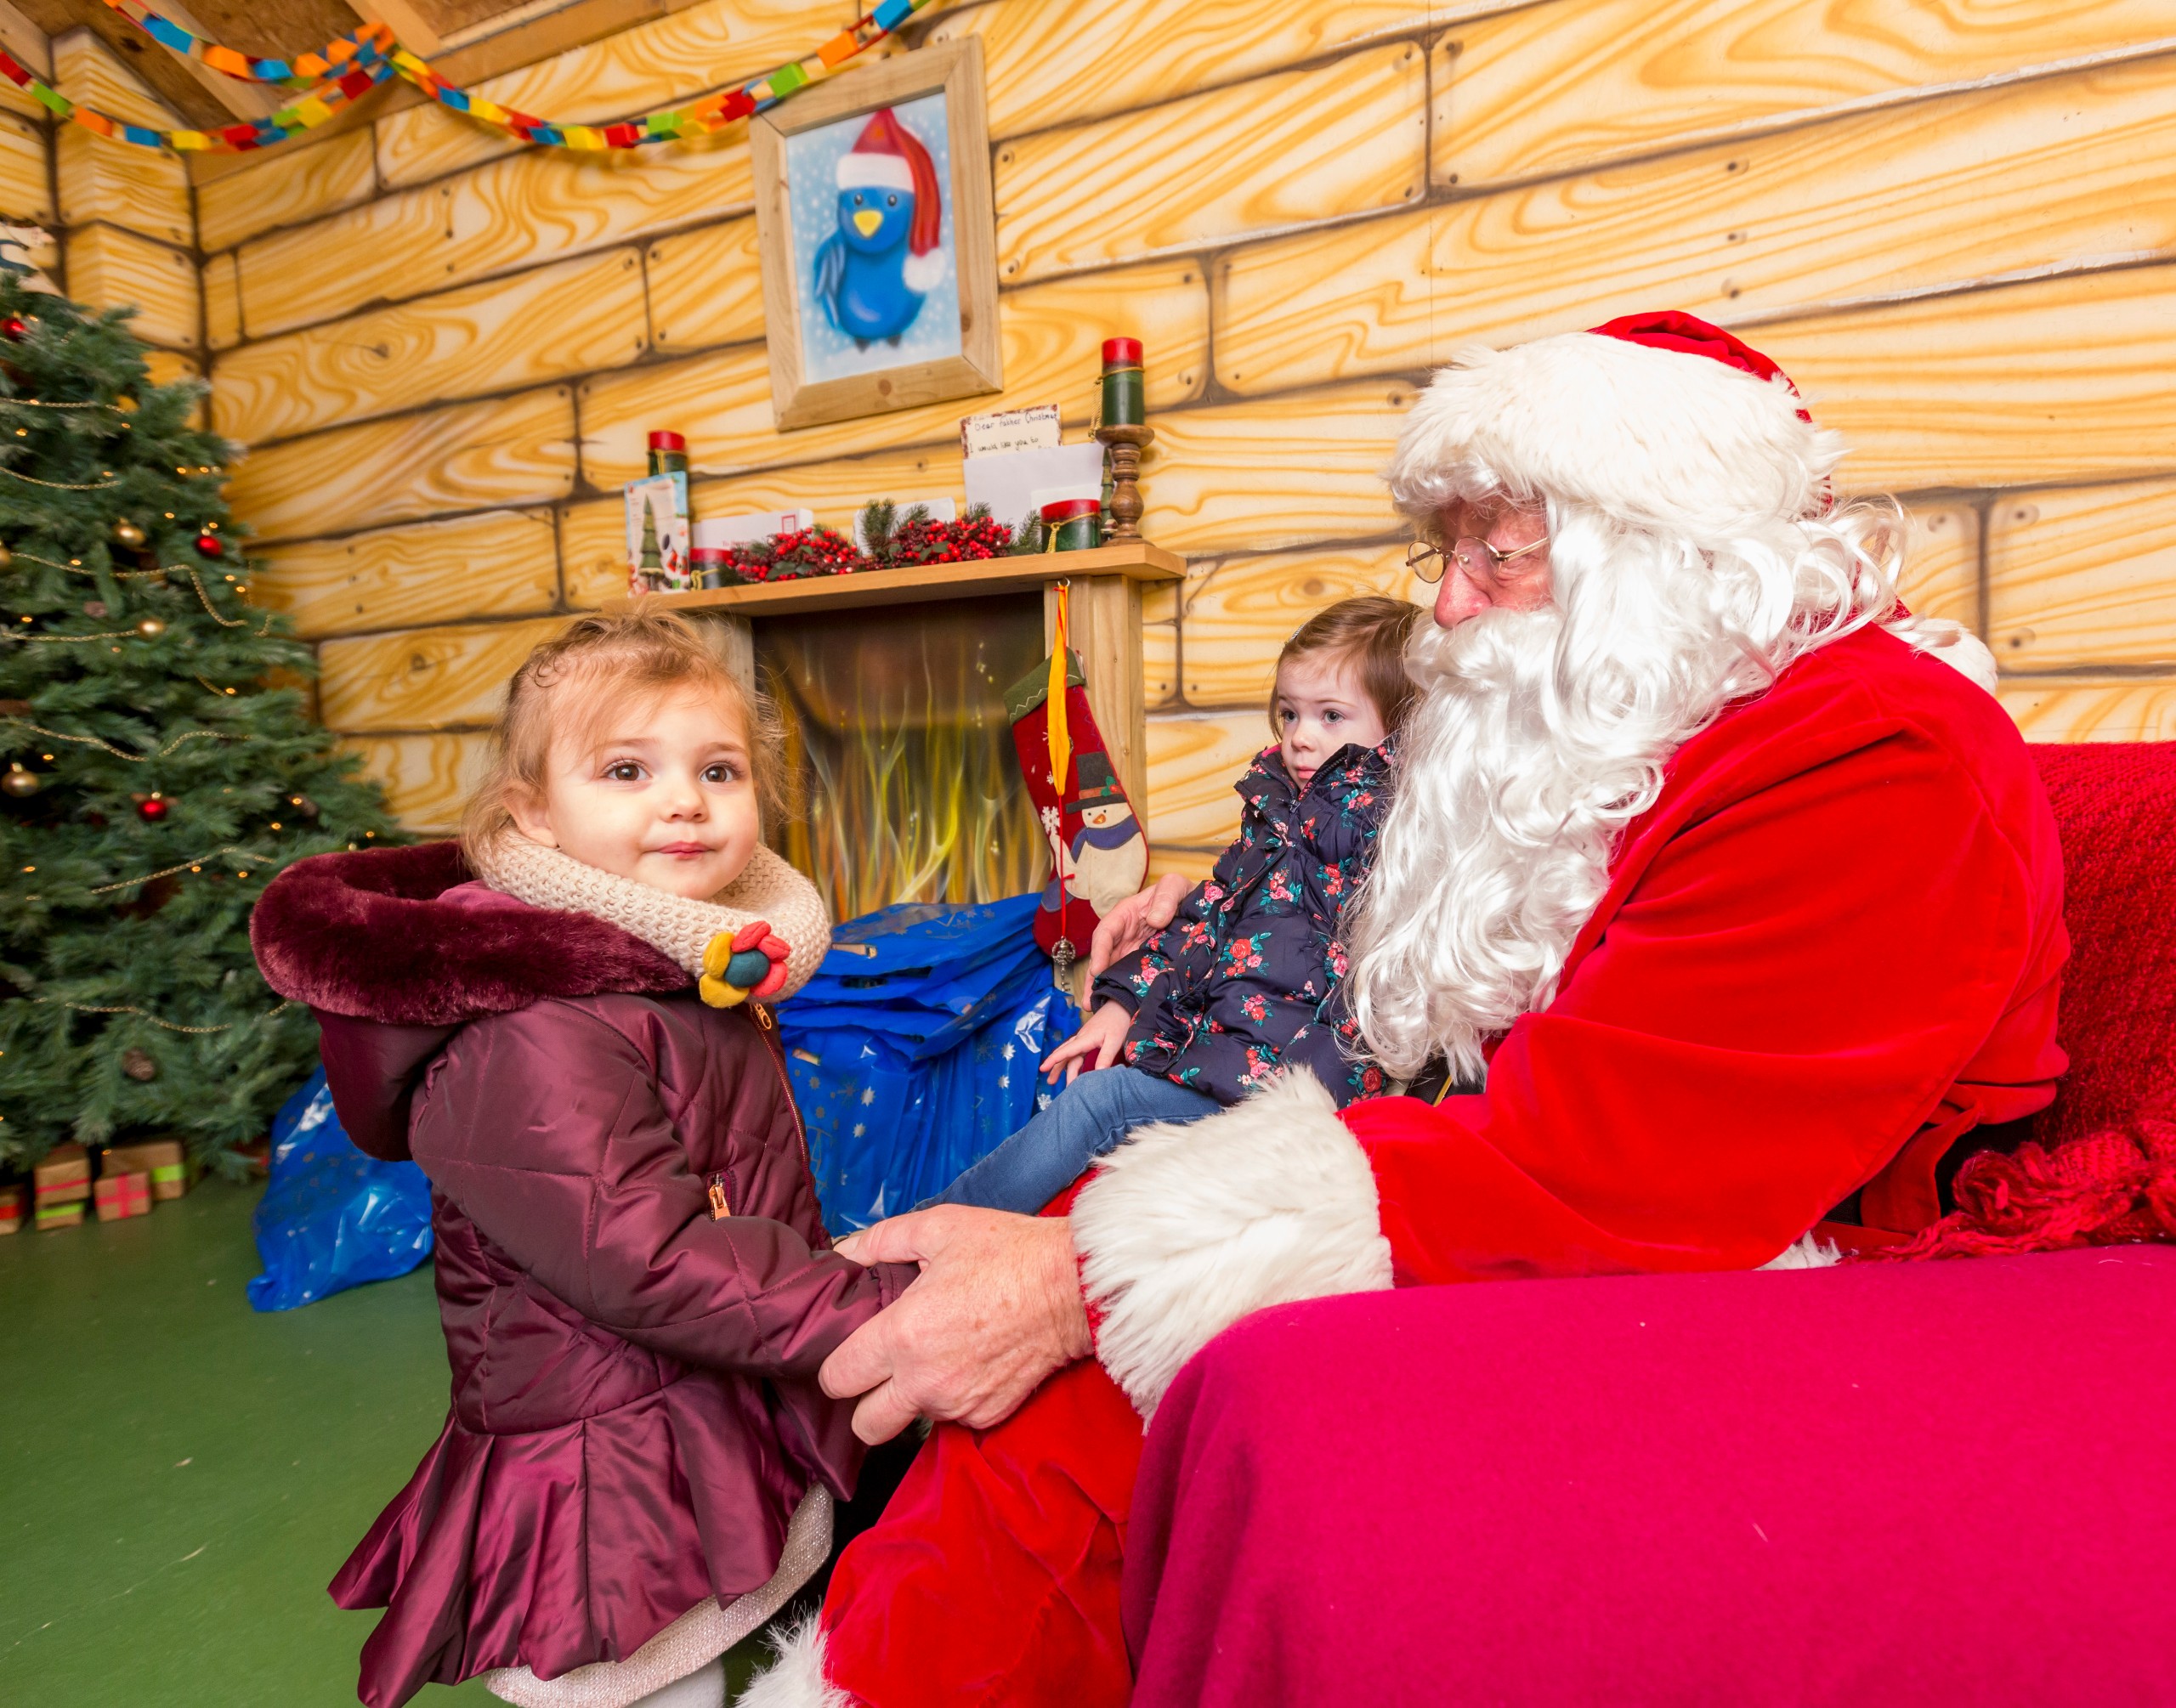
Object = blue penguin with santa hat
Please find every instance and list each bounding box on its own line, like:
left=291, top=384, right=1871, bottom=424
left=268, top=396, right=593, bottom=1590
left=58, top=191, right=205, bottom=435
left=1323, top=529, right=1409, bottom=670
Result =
left=813, top=107, right=948, bottom=348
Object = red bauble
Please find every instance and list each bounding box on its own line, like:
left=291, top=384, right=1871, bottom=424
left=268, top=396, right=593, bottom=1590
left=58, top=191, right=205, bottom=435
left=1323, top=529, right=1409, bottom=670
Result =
left=136, top=795, right=169, bottom=821
left=196, top=533, right=224, bottom=557
left=2, top=315, right=26, bottom=342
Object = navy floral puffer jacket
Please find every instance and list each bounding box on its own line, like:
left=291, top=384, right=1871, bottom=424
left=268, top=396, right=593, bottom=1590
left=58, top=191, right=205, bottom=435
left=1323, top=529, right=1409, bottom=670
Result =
left=1091, top=738, right=1395, bottom=1109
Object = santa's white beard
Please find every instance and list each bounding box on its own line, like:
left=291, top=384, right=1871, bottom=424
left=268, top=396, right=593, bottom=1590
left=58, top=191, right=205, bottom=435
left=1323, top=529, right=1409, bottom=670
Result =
left=1346, top=501, right=1923, bottom=1081
left=1344, top=603, right=1649, bottom=1081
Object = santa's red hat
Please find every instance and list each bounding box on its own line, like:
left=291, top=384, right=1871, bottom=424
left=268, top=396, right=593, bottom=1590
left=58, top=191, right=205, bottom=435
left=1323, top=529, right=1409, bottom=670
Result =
left=1387, top=310, right=1841, bottom=538
left=836, top=107, right=946, bottom=295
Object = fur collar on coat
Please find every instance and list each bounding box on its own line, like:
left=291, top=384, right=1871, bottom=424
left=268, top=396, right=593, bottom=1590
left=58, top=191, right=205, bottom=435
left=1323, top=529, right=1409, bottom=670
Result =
left=252, top=840, right=691, bottom=1027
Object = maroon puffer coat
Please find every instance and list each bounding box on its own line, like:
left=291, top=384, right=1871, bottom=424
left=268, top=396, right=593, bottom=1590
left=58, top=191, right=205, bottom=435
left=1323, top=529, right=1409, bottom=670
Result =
left=252, top=843, right=911, bottom=1708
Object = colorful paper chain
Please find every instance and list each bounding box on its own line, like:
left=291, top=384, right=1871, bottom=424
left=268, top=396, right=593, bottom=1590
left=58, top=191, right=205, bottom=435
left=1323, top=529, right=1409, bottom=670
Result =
left=104, top=0, right=387, bottom=83
left=0, top=25, right=397, bottom=152
left=26, top=0, right=934, bottom=156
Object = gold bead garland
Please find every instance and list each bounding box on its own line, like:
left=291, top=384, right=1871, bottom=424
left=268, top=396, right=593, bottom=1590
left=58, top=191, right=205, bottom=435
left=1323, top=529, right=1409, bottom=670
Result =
left=0, top=466, right=122, bottom=490
left=1, top=624, right=160, bottom=643
left=26, top=994, right=293, bottom=1035
left=9, top=550, right=169, bottom=580
left=0, top=717, right=241, bottom=761
left=187, top=568, right=273, bottom=636
left=83, top=845, right=280, bottom=895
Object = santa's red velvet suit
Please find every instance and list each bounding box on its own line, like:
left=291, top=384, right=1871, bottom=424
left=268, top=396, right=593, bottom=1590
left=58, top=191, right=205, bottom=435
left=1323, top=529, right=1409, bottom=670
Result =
left=741, top=316, right=2066, bottom=1708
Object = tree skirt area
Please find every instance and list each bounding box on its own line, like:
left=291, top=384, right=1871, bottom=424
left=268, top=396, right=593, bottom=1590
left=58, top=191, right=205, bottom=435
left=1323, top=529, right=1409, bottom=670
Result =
left=0, top=1181, right=784, bottom=1705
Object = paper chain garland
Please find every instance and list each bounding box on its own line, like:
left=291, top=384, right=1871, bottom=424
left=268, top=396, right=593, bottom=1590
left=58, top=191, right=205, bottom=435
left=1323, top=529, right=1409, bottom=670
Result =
left=0, top=24, right=397, bottom=153
left=2, top=0, right=935, bottom=156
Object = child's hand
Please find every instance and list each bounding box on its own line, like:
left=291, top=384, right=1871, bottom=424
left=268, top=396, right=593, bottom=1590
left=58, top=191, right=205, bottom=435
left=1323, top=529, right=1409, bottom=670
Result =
left=1040, top=1001, right=1132, bottom=1084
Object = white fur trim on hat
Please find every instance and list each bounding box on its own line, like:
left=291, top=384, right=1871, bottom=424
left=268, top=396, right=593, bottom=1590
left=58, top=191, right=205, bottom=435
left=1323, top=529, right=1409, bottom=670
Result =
left=736, top=1616, right=851, bottom=1708
left=900, top=246, right=946, bottom=295
left=1073, top=1070, right=1393, bottom=1417
left=835, top=153, right=915, bottom=194
left=1387, top=330, right=1845, bottom=540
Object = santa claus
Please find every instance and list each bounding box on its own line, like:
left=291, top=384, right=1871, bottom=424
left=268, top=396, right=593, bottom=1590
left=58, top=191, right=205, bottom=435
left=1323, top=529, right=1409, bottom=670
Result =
left=745, top=313, right=2067, bottom=1707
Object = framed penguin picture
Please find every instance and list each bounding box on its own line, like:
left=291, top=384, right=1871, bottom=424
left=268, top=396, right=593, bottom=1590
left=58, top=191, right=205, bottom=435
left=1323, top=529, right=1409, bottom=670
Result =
left=751, top=38, right=1003, bottom=431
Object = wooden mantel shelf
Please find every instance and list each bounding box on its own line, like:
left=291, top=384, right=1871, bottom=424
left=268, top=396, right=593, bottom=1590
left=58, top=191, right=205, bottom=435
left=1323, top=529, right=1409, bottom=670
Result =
left=615, top=539, right=1178, bottom=853
left=608, top=540, right=1185, bottom=619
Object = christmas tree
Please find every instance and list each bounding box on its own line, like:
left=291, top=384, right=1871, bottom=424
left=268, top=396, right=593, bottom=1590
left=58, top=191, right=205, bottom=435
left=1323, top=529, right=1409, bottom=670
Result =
left=0, top=268, right=396, bottom=1176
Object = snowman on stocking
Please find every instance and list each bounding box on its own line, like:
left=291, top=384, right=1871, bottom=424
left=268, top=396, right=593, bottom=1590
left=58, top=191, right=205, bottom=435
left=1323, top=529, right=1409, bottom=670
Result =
left=1006, top=594, right=1148, bottom=982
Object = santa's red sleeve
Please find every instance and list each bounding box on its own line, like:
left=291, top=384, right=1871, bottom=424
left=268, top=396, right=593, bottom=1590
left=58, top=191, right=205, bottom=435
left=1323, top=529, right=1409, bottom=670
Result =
left=1072, top=705, right=2066, bottom=1416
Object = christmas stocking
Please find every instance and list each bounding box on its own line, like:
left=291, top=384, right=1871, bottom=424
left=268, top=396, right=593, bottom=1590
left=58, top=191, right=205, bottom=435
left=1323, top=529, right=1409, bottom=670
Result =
left=1005, top=597, right=1148, bottom=977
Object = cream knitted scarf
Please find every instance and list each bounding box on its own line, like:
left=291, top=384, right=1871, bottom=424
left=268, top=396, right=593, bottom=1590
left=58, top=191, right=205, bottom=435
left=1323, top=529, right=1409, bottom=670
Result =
left=471, top=833, right=831, bottom=1003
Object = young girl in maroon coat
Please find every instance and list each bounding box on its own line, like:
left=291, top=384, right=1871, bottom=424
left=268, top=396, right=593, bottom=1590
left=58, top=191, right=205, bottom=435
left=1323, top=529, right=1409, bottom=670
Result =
left=252, top=612, right=911, bottom=1708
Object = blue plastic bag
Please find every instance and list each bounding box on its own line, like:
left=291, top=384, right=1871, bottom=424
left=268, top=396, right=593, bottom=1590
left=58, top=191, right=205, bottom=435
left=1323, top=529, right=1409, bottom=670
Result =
left=246, top=1068, right=434, bottom=1312
left=781, top=893, right=1079, bottom=1233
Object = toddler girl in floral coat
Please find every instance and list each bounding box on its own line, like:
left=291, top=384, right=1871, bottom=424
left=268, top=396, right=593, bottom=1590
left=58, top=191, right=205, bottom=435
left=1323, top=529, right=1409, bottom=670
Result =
left=926, top=594, right=1423, bottom=1214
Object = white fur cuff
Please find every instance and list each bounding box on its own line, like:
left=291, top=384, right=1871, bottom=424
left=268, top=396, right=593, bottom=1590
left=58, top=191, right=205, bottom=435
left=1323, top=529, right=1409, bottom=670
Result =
left=1072, top=1071, right=1394, bottom=1417
left=1760, top=1232, right=1843, bottom=1270
left=736, top=1616, right=850, bottom=1708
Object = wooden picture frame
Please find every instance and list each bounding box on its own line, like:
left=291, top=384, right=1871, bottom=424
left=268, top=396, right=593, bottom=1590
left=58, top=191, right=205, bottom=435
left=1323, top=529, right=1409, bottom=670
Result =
left=751, top=39, right=1002, bottom=432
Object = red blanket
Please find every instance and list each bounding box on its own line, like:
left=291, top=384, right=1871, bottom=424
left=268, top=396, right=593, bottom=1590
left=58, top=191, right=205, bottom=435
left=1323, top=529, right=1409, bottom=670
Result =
left=1126, top=1247, right=2176, bottom=1707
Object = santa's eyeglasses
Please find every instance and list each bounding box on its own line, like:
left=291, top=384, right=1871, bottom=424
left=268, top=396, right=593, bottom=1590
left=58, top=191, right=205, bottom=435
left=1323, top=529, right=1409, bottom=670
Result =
left=1405, top=534, right=1550, bottom=585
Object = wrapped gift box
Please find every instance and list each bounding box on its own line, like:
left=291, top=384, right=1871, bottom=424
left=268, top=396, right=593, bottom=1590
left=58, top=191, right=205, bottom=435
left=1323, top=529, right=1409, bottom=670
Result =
left=94, top=1170, right=153, bottom=1222
left=35, top=1143, right=92, bottom=1230
left=0, top=1183, right=22, bottom=1235
left=103, top=1139, right=196, bottom=1201
left=34, top=1141, right=90, bottom=1204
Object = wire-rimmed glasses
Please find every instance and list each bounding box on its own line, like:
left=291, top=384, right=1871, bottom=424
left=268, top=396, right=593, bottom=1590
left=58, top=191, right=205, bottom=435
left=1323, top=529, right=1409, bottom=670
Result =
left=1405, top=534, right=1549, bottom=586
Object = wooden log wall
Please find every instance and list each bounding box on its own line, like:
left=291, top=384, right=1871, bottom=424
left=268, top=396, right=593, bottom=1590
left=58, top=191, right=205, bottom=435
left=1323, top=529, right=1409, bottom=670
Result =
left=150, top=0, right=2176, bottom=853
left=14, top=33, right=207, bottom=406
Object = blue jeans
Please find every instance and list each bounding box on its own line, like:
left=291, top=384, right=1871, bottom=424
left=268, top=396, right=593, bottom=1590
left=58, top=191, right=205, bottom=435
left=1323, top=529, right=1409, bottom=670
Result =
left=921, top=1066, right=1221, bottom=1214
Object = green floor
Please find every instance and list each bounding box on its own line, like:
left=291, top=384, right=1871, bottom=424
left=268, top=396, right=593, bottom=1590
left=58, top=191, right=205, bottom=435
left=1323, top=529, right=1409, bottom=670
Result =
left=0, top=1179, right=502, bottom=1707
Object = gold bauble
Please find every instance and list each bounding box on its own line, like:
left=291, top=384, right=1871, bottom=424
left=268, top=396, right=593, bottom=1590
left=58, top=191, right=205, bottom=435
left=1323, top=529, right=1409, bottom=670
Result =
left=112, top=518, right=146, bottom=548
left=0, top=539, right=11, bottom=568
left=2, top=761, right=39, bottom=798
left=134, top=616, right=166, bottom=638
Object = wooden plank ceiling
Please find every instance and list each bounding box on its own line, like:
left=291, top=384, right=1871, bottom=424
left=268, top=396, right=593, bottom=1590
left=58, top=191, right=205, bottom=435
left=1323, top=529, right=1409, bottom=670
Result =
left=14, top=0, right=554, bottom=127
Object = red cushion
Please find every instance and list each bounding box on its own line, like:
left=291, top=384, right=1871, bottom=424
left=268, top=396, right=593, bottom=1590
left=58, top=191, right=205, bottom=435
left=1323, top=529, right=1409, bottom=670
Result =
left=2029, top=743, right=2176, bottom=1143
left=1126, top=1247, right=2176, bottom=1707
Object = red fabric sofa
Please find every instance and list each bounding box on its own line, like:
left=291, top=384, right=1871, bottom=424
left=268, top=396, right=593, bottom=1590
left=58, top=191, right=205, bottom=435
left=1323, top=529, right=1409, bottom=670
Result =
left=1122, top=744, right=2176, bottom=1707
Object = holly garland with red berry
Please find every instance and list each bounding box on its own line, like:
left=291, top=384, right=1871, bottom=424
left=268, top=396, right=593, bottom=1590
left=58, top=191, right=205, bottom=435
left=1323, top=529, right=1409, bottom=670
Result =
left=700, top=501, right=1023, bottom=585
left=0, top=274, right=397, bottom=1179
left=874, top=501, right=1014, bottom=567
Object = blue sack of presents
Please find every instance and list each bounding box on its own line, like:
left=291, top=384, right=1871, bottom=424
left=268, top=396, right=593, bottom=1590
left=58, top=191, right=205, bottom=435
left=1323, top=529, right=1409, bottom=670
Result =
left=781, top=892, right=1080, bottom=1234
left=247, top=1067, right=434, bottom=1312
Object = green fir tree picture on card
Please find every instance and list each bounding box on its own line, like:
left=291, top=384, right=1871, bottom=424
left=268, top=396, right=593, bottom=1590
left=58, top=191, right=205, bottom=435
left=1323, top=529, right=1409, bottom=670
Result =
left=0, top=273, right=396, bottom=1177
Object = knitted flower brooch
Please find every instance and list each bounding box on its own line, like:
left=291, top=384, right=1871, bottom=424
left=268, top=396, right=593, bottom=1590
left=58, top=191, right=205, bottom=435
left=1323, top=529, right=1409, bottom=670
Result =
left=700, top=919, right=791, bottom=1008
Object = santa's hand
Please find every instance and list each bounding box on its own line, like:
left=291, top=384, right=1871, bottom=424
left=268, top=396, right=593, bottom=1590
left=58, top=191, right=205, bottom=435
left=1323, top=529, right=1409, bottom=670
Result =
left=1041, top=1000, right=1131, bottom=1084
left=818, top=1207, right=1091, bottom=1444
left=1087, top=872, right=1193, bottom=977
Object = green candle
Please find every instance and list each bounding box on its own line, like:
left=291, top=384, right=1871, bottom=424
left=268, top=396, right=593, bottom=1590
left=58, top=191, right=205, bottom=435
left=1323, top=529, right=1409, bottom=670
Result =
left=1041, top=498, right=1102, bottom=552
left=647, top=429, right=688, bottom=477
left=1100, top=337, right=1143, bottom=428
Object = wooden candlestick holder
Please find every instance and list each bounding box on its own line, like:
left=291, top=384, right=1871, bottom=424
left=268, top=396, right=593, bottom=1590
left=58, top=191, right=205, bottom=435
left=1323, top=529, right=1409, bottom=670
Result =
left=1095, top=421, right=1154, bottom=540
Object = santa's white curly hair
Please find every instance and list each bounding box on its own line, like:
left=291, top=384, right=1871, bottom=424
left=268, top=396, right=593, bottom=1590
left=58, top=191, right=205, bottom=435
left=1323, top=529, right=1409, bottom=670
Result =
left=1345, top=312, right=1996, bottom=1083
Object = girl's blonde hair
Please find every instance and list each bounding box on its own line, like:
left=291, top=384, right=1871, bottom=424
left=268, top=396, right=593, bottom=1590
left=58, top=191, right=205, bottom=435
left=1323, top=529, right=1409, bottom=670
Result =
left=460, top=608, right=786, bottom=871
left=1266, top=594, right=1426, bottom=741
